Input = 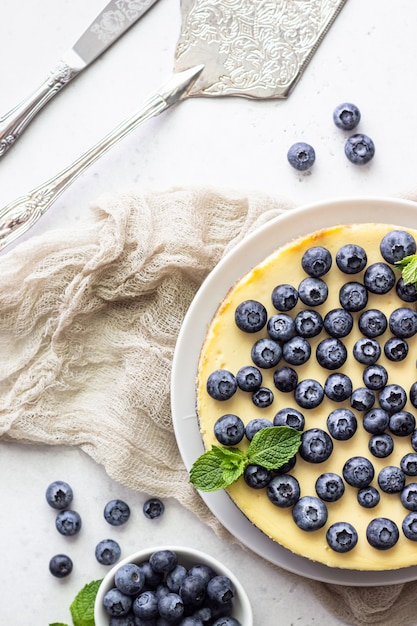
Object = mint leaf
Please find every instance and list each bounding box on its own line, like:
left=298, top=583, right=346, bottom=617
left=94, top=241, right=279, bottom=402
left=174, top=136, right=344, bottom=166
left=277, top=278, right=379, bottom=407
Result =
left=394, top=254, right=417, bottom=286
left=49, top=623, right=69, bottom=626
left=247, top=426, right=302, bottom=469
left=70, top=579, right=103, bottom=626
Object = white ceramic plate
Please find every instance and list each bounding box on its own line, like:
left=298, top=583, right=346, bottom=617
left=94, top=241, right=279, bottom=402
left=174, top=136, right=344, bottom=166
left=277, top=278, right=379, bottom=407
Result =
left=171, top=196, right=417, bottom=586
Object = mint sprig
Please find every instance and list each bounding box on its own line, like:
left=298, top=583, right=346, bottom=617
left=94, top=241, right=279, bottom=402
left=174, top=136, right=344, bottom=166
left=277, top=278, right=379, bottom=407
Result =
left=394, top=254, right=417, bottom=287
left=50, top=578, right=103, bottom=626
left=190, top=426, right=302, bottom=492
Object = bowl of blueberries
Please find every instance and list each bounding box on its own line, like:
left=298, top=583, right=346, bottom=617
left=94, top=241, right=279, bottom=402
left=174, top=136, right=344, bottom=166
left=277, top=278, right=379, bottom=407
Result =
left=94, top=545, right=253, bottom=626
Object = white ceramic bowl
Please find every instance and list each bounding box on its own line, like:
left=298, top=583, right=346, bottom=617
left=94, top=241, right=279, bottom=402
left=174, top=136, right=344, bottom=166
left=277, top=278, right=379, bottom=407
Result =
left=94, top=544, right=253, bottom=625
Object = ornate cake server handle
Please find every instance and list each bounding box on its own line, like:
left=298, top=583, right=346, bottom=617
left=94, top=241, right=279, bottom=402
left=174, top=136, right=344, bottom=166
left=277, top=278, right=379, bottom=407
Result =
left=0, top=64, right=204, bottom=252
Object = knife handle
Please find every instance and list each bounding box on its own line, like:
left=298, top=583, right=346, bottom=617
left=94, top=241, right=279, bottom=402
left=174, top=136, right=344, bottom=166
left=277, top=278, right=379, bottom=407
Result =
left=0, top=61, right=79, bottom=157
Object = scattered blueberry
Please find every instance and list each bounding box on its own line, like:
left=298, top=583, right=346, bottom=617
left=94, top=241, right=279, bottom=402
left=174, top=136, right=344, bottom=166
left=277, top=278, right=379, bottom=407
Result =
left=333, top=102, right=361, bottom=130
left=206, top=370, right=237, bottom=401
left=316, top=337, right=347, bottom=370
left=299, top=428, right=333, bottom=463
left=378, top=384, right=407, bottom=412
left=294, top=309, right=324, bottom=338
left=273, top=407, right=305, bottom=431
left=335, top=244, right=367, bottom=274
left=339, top=282, right=368, bottom=311
left=323, top=308, right=353, bottom=338
left=115, top=563, right=146, bottom=596
left=368, top=433, right=394, bottom=458
left=245, top=417, right=273, bottom=441
left=96, top=539, right=121, bottom=565
left=327, top=408, right=357, bottom=440
left=364, top=262, right=395, bottom=294
left=252, top=387, right=274, bottom=408
left=301, top=246, right=332, bottom=277
left=275, top=454, right=297, bottom=475
left=363, top=408, right=390, bottom=434
left=298, top=277, right=328, bottom=306
left=282, top=336, right=311, bottom=365
left=103, top=587, right=133, bottom=617
left=267, top=313, right=295, bottom=342
left=412, top=429, right=417, bottom=452
left=389, top=307, right=417, bottom=338
left=267, top=474, right=300, bottom=507
left=326, top=522, right=358, bottom=553
left=401, top=453, right=417, bottom=476
left=389, top=411, right=416, bottom=437
left=214, top=414, right=245, bottom=445
left=343, top=456, right=375, bottom=488
left=396, top=277, right=417, bottom=302
left=271, top=283, right=298, bottom=311
left=350, top=387, right=375, bottom=411
left=251, top=337, right=282, bottom=369
left=143, top=498, right=165, bottom=519
left=49, top=554, right=73, bottom=578
left=362, top=364, right=388, bottom=390
left=378, top=466, right=406, bottom=493
left=380, top=230, right=416, bottom=264
left=55, top=509, right=82, bottom=536
left=236, top=365, right=262, bottom=392
left=410, top=382, right=417, bottom=409
left=358, top=308, right=387, bottom=338
left=366, top=518, right=399, bottom=550
left=357, top=486, right=380, bottom=509
left=384, top=336, right=408, bottom=361
left=324, top=374, right=353, bottom=403
left=234, top=299, right=267, bottom=333
left=244, top=464, right=272, bottom=489
left=344, top=133, right=375, bottom=165
left=352, top=337, right=381, bottom=365
left=292, top=495, right=328, bottom=531
left=287, top=142, right=316, bottom=171
left=294, top=379, right=324, bottom=409
left=104, top=499, right=131, bottom=526
left=315, top=473, right=345, bottom=502
left=400, top=484, right=417, bottom=511
left=273, top=366, right=298, bottom=392
left=403, top=512, right=417, bottom=541
left=45, top=480, right=73, bottom=510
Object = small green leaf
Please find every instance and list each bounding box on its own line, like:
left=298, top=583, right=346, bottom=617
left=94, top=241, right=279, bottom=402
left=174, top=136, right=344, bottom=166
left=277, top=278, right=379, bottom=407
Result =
left=49, top=623, right=69, bottom=626
left=247, top=426, right=302, bottom=470
left=395, top=254, right=417, bottom=286
left=190, top=446, right=247, bottom=491
left=70, top=579, right=103, bottom=626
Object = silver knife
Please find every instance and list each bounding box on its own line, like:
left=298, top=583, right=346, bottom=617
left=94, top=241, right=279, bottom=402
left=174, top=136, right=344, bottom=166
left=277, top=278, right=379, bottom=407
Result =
left=0, top=0, right=159, bottom=158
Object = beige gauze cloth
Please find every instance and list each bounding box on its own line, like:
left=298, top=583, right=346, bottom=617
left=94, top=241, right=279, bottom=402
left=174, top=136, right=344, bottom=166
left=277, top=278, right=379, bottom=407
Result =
left=1, top=186, right=417, bottom=626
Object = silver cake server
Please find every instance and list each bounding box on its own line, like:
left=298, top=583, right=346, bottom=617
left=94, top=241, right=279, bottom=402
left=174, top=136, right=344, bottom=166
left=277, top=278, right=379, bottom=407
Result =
left=0, top=0, right=160, bottom=158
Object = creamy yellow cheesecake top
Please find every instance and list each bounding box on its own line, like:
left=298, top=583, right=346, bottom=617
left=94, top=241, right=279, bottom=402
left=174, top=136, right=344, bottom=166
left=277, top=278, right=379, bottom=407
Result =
left=196, top=223, right=417, bottom=570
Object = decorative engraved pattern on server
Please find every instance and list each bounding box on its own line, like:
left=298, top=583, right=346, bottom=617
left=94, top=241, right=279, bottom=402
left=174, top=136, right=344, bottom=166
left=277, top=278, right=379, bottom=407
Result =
left=91, top=0, right=156, bottom=43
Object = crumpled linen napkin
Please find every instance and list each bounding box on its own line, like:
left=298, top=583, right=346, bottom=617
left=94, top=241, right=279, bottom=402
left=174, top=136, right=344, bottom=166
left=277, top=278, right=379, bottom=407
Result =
left=1, top=186, right=417, bottom=626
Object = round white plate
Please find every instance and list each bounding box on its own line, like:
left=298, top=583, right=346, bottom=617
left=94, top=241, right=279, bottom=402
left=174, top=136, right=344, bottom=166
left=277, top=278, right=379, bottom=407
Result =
left=171, top=196, right=417, bottom=586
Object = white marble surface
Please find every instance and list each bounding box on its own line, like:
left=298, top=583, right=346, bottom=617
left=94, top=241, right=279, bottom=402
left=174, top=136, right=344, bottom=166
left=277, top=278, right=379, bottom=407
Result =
left=1, top=0, right=417, bottom=624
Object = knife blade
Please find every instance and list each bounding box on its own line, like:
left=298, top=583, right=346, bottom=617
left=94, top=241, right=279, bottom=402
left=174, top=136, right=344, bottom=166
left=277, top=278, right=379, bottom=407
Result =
left=0, top=0, right=160, bottom=158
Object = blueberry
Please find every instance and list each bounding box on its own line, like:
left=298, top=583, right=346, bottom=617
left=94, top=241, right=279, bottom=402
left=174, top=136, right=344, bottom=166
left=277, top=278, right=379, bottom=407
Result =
left=133, top=590, right=159, bottom=619
left=271, top=284, right=298, bottom=311
left=252, top=387, right=274, bottom=408
left=380, top=229, right=417, bottom=264
left=103, top=588, right=133, bottom=617
left=179, top=575, right=207, bottom=606
left=275, top=454, right=297, bottom=475
left=339, top=282, right=368, bottom=311
left=378, top=466, right=406, bottom=493
left=187, top=563, right=216, bottom=586
left=389, top=307, right=417, bottom=338
left=137, top=561, right=164, bottom=586
left=104, top=499, right=130, bottom=526
left=401, top=453, right=417, bottom=476
left=326, top=408, right=357, bottom=440
left=214, top=414, right=245, bottom=445
left=326, top=522, right=358, bottom=553
left=368, top=433, right=394, bottom=458
left=413, top=429, right=417, bottom=452
left=366, top=518, right=399, bottom=550
left=345, top=133, right=375, bottom=165
left=401, top=484, right=417, bottom=511
left=95, top=539, right=121, bottom=565
left=234, top=299, right=267, bottom=333
left=336, top=244, right=367, bottom=274
left=294, top=309, right=323, bottom=338
left=206, top=370, right=237, bottom=401
left=358, top=309, right=387, bottom=338
left=324, top=374, right=353, bottom=403
left=316, top=337, right=347, bottom=370
left=352, top=337, right=381, bottom=365
left=343, top=456, right=375, bottom=488
left=282, top=336, right=311, bottom=365
left=207, top=575, right=235, bottom=605
left=402, top=512, right=417, bottom=541
left=158, top=592, right=185, bottom=621
left=384, top=336, right=408, bottom=361
left=49, top=554, right=73, bottom=578
left=166, top=565, right=188, bottom=592
left=333, top=102, right=361, bottom=130
left=362, top=364, right=388, bottom=390
left=181, top=617, right=205, bottom=626
left=294, top=379, right=324, bottom=409
left=244, top=464, right=272, bottom=488
left=115, top=563, right=146, bottom=596
left=245, top=417, right=273, bottom=441
left=323, top=308, right=353, bottom=338
left=55, top=509, right=82, bottom=536
left=273, top=366, right=298, bottom=392
left=143, top=498, right=164, bottom=519
left=298, top=277, right=328, bottom=306
left=45, top=480, right=73, bottom=510
left=236, top=365, right=262, bottom=392
left=396, top=277, right=417, bottom=302
left=364, top=262, right=395, bottom=294
left=150, top=550, right=178, bottom=574
left=212, top=619, right=241, bottom=626
left=292, top=495, right=328, bottom=531
left=251, top=338, right=282, bottom=369
left=411, top=382, right=417, bottom=409
left=389, top=411, right=416, bottom=437
left=363, top=408, right=390, bottom=434
left=350, top=387, right=375, bottom=411
left=315, top=472, right=345, bottom=502
left=301, top=246, right=332, bottom=277
left=267, top=313, right=295, bottom=342
left=267, top=474, right=300, bottom=507
left=357, top=486, right=380, bottom=509
left=379, top=384, right=407, bottom=412
left=273, top=407, right=305, bottom=431
left=287, top=142, right=316, bottom=171
left=299, top=428, right=333, bottom=463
